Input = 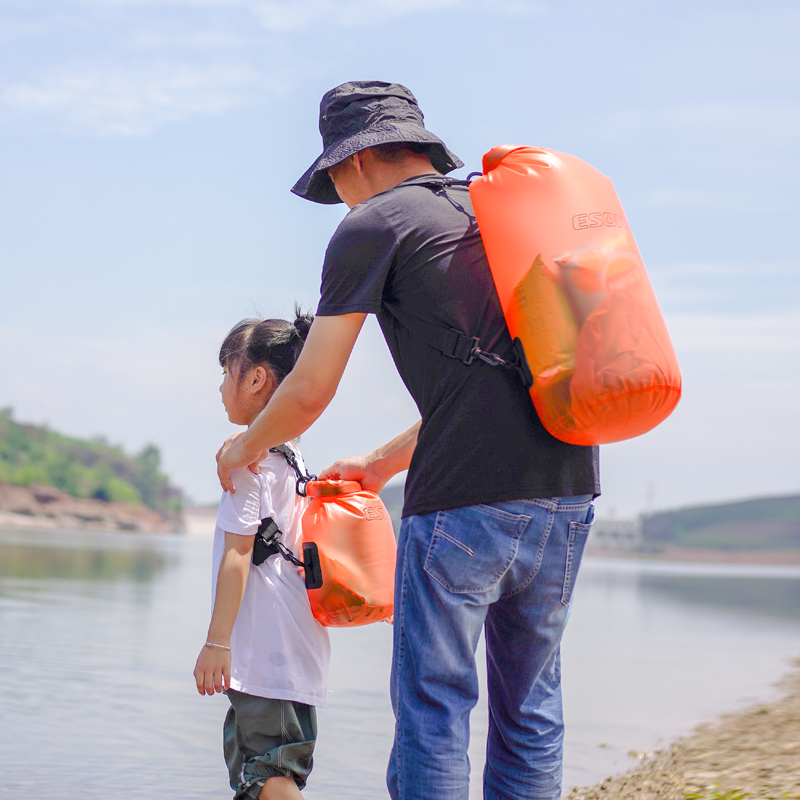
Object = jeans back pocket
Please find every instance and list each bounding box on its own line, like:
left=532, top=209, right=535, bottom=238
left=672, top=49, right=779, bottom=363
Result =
left=424, top=505, right=530, bottom=594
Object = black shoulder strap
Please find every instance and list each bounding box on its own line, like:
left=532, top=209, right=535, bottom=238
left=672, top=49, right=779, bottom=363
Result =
left=382, top=176, right=532, bottom=387
left=250, top=455, right=321, bottom=589
left=269, top=444, right=317, bottom=496
left=397, top=174, right=472, bottom=191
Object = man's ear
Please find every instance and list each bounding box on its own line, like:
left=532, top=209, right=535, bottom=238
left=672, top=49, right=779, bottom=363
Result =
left=351, top=150, right=366, bottom=173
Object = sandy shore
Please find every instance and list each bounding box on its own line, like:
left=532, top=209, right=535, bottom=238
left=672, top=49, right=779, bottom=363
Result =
left=182, top=505, right=218, bottom=536
left=566, top=660, right=800, bottom=799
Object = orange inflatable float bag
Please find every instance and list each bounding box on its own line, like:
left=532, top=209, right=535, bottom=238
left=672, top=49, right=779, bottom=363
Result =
left=301, top=480, right=396, bottom=627
left=252, top=448, right=396, bottom=627
left=469, top=145, right=682, bottom=445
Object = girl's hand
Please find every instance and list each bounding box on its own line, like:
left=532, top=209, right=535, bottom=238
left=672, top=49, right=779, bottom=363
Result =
left=193, top=644, right=231, bottom=695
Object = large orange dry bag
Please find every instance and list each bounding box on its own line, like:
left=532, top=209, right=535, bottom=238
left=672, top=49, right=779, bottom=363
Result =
left=469, top=145, right=682, bottom=445
left=301, top=480, right=396, bottom=627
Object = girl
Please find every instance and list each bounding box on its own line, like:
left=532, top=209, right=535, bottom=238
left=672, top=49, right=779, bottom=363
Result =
left=194, top=309, right=330, bottom=800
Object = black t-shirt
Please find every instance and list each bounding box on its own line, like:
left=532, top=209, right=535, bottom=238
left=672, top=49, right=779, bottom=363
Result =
left=317, top=175, right=600, bottom=517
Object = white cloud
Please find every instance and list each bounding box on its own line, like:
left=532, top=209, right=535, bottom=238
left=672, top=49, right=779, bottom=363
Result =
left=642, top=187, right=747, bottom=208
left=0, top=0, right=549, bottom=134
left=1, top=62, right=260, bottom=135
left=601, top=101, right=800, bottom=153
left=649, top=261, right=800, bottom=316
left=652, top=262, right=798, bottom=281
left=670, top=102, right=800, bottom=150
left=69, top=0, right=544, bottom=28
left=248, top=0, right=493, bottom=31
left=128, top=29, right=248, bottom=50
left=667, top=311, right=800, bottom=354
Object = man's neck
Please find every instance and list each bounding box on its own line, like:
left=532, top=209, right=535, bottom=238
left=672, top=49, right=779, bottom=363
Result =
left=363, top=152, right=441, bottom=199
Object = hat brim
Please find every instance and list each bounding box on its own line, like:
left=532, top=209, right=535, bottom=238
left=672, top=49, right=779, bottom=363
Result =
left=291, top=124, right=464, bottom=205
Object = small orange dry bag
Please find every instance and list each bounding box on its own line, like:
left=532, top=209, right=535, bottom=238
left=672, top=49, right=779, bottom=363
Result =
left=469, top=145, right=682, bottom=445
left=301, top=480, right=396, bottom=627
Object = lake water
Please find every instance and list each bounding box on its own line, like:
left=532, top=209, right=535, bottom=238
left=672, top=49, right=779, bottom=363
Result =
left=0, top=526, right=798, bottom=799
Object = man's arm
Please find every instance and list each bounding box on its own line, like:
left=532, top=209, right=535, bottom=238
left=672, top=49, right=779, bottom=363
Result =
left=217, top=313, right=367, bottom=492
left=318, top=420, right=421, bottom=493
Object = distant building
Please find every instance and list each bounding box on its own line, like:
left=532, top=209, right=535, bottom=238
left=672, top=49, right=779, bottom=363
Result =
left=589, top=517, right=643, bottom=551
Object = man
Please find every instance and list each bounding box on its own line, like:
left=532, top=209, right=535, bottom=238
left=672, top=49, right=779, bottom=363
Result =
left=217, top=81, right=600, bottom=800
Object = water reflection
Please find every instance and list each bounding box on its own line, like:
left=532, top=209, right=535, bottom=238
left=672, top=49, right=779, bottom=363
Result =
left=0, top=530, right=798, bottom=800
left=575, top=558, right=800, bottom=622
left=640, top=573, right=800, bottom=622
left=557, top=559, right=800, bottom=791
left=0, top=539, right=169, bottom=582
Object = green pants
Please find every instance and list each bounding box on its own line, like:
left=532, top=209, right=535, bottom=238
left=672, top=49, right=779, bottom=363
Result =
left=224, top=689, right=318, bottom=798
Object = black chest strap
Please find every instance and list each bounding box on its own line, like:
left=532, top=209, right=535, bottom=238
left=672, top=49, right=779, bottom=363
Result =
left=383, top=302, right=532, bottom=387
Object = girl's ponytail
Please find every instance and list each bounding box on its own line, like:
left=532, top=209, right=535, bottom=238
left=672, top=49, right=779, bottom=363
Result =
left=292, top=305, right=314, bottom=343
left=219, top=305, right=315, bottom=387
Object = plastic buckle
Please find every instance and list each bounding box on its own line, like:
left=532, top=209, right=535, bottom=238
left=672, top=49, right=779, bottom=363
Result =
left=463, top=337, right=481, bottom=365
left=296, top=474, right=317, bottom=497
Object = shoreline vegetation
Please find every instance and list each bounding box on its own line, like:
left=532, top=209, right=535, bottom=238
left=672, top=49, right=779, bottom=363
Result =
left=2, top=491, right=799, bottom=568
left=0, top=482, right=181, bottom=533
left=566, top=660, right=800, bottom=800
left=0, top=409, right=182, bottom=530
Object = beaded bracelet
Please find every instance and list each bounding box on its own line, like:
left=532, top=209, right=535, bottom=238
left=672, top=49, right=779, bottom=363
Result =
left=204, top=641, right=231, bottom=651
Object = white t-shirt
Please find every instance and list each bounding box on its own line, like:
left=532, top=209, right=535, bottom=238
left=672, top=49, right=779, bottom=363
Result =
left=211, top=445, right=330, bottom=707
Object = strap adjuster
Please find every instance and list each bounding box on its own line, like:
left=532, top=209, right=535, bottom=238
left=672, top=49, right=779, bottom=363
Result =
left=443, top=330, right=481, bottom=364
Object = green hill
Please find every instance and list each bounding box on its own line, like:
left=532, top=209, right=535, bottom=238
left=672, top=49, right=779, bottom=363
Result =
left=0, top=408, right=182, bottom=516
left=381, top=484, right=800, bottom=554
left=641, top=494, right=800, bottom=551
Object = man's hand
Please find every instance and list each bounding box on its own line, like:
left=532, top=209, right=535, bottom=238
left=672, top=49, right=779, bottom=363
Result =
left=216, top=432, right=269, bottom=493
left=319, top=456, right=387, bottom=494
left=319, top=421, right=422, bottom=494
left=193, top=644, right=231, bottom=695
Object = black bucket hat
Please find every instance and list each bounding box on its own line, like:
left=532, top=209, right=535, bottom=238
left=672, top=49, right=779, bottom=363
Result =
left=291, top=81, right=463, bottom=205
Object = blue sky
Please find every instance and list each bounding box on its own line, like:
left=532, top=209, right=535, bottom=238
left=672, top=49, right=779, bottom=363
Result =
left=0, top=0, right=798, bottom=515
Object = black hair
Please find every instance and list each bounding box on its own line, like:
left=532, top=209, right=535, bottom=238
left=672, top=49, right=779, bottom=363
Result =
left=219, top=304, right=314, bottom=388
left=370, top=141, right=428, bottom=163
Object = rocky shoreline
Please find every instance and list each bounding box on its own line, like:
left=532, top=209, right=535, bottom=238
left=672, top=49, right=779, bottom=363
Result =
left=0, top=483, right=180, bottom=533
left=566, top=661, right=800, bottom=799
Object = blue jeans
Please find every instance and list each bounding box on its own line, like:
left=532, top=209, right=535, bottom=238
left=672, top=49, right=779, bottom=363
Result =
left=388, top=495, right=594, bottom=800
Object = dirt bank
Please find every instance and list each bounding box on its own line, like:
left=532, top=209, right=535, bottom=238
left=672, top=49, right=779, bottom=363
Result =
left=0, top=483, right=180, bottom=533
left=566, top=661, right=800, bottom=799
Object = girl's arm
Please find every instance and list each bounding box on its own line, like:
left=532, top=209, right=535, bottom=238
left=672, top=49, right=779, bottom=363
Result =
left=193, top=531, right=255, bottom=695
left=318, top=420, right=421, bottom=493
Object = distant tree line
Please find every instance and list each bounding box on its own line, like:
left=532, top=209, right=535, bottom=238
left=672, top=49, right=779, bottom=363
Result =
left=0, top=408, right=182, bottom=516
left=641, top=494, right=800, bottom=551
